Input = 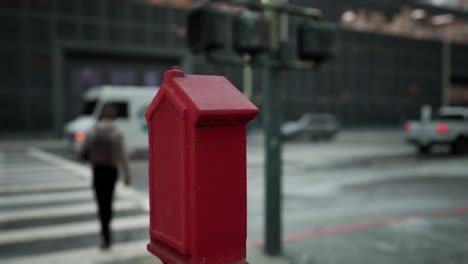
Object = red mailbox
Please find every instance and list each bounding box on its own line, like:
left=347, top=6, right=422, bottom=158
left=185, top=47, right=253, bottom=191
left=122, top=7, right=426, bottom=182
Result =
left=145, top=66, right=258, bottom=264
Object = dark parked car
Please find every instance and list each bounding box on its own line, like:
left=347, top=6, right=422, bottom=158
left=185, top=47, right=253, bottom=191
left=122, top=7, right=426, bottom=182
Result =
left=281, top=113, right=340, bottom=141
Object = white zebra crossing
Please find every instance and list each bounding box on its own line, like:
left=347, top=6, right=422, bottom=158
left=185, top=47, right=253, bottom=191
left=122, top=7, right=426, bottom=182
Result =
left=0, top=181, right=90, bottom=194
left=27, top=148, right=91, bottom=179
left=3, top=239, right=157, bottom=264
left=0, top=147, right=153, bottom=264
left=0, top=174, right=83, bottom=185
left=0, top=166, right=65, bottom=175
left=0, top=190, right=93, bottom=206
left=0, top=215, right=149, bottom=245
left=27, top=148, right=150, bottom=211
left=0, top=200, right=139, bottom=223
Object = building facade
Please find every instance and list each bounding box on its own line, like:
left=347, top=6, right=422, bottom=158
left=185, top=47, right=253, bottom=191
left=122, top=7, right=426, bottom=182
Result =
left=1, top=0, right=468, bottom=135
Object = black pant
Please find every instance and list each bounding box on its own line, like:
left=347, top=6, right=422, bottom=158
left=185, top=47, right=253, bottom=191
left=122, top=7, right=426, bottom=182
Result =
left=93, top=165, right=118, bottom=244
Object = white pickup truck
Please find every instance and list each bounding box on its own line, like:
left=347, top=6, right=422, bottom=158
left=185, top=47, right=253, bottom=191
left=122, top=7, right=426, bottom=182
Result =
left=405, top=106, right=468, bottom=154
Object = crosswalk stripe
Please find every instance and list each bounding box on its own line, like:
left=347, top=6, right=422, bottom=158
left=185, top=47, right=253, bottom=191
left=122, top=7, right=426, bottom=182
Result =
left=0, top=190, right=93, bottom=206
left=0, top=148, right=153, bottom=263
left=0, top=155, right=35, bottom=160
left=1, top=239, right=160, bottom=264
left=27, top=148, right=91, bottom=180
left=0, top=160, right=39, bottom=165
left=0, top=215, right=149, bottom=245
left=0, top=174, right=82, bottom=185
left=28, top=147, right=150, bottom=212
left=1, top=169, right=83, bottom=177
left=0, top=161, right=45, bottom=168
left=0, top=200, right=139, bottom=223
left=0, top=166, right=65, bottom=175
left=0, top=181, right=89, bottom=194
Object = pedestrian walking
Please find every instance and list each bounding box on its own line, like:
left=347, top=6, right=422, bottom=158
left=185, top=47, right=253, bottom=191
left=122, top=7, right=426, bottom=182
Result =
left=80, top=103, right=131, bottom=250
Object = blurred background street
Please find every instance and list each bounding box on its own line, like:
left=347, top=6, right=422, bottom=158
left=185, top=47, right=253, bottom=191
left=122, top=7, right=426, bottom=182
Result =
left=2, top=129, right=468, bottom=263
left=2, top=0, right=468, bottom=263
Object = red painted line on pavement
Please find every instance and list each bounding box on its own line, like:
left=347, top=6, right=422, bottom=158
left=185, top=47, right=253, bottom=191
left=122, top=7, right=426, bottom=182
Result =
left=251, top=205, right=468, bottom=247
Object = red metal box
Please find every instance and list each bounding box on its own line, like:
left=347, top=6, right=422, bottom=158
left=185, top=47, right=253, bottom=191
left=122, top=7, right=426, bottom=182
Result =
left=145, top=66, right=258, bottom=264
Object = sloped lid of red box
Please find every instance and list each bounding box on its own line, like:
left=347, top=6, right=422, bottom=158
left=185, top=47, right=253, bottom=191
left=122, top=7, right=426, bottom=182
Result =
left=146, top=66, right=258, bottom=126
left=175, top=75, right=257, bottom=112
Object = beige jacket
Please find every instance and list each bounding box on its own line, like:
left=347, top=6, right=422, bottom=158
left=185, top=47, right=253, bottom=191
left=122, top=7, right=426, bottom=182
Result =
left=80, top=120, right=130, bottom=178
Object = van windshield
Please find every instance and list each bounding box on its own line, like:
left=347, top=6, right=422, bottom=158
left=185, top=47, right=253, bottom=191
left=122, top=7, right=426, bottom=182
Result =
left=82, top=100, right=97, bottom=115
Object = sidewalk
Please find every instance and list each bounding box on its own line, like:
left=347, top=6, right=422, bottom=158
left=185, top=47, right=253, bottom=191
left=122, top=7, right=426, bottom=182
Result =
left=247, top=246, right=292, bottom=264
left=121, top=245, right=291, bottom=264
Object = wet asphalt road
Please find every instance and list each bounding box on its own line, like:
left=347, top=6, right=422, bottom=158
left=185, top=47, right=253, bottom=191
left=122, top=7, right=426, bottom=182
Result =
left=247, top=130, right=468, bottom=264
left=45, top=129, right=468, bottom=264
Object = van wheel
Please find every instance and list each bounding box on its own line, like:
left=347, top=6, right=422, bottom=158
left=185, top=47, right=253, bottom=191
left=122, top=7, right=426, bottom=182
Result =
left=418, top=145, right=431, bottom=155
left=450, top=137, right=466, bottom=155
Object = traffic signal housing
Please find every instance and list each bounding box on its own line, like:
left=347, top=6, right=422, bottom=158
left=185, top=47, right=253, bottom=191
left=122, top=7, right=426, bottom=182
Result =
left=233, top=10, right=271, bottom=54
left=298, top=21, right=337, bottom=63
left=187, top=6, right=229, bottom=53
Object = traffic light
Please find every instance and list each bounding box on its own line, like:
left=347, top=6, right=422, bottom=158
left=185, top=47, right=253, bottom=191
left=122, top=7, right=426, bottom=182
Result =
left=297, top=21, right=337, bottom=63
left=233, top=10, right=271, bottom=54
left=187, top=5, right=230, bottom=53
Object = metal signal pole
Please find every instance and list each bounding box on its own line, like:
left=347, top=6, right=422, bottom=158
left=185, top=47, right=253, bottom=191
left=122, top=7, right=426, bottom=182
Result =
left=262, top=0, right=288, bottom=256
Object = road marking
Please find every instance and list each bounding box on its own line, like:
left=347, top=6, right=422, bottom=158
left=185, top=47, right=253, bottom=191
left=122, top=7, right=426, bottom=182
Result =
left=28, top=148, right=150, bottom=212
left=27, top=148, right=91, bottom=180
left=0, top=174, right=82, bottom=185
left=251, top=205, right=468, bottom=246
left=0, top=166, right=64, bottom=174
left=0, top=181, right=89, bottom=194
left=0, top=161, right=45, bottom=168
left=0, top=215, right=149, bottom=245
left=1, top=239, right=160, bottom=264
left=0, top=190, right=92, bottom=206
left=0, top=200, right=139, bottom=223
left=0, top=148, right=153, bottom=262
left=0, top=161, right=41, bottom=167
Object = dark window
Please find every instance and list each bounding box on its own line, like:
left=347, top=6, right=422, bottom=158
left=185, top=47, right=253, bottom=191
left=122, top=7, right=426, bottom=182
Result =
left=439, top=114, right=465, bottom=121
left=82, top=100, right=97, bottom=115
left=110, top=102, right=128, bottom=119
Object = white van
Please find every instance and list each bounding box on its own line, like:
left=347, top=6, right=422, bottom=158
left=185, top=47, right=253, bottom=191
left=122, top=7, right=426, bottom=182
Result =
left=64, top=85, right=159, bottom=154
